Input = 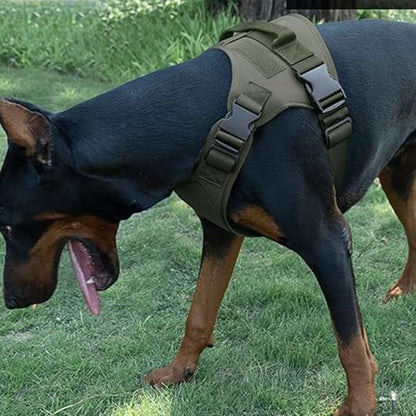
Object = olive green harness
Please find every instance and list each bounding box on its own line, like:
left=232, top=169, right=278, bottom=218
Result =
left=175, top=14, right=352, bottom=235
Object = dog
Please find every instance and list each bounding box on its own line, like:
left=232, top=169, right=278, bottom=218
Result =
left=1, top=18, right=416, bottom=416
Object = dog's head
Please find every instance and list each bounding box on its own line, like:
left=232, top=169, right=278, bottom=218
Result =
left=0, top=99, right=120, bottom=315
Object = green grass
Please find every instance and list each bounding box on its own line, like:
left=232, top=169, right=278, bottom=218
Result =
left=1, top=66, right=416, bottom=416
left=0, top=1, right=415, bottom=84
left=0, top=0, right=239, bottom=83
left=1, top=2, right=416, bottom=414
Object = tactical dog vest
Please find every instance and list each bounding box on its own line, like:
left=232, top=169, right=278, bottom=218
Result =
left=175, top=14, right=352, bottom=235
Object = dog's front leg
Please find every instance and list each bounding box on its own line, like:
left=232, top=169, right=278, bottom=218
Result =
left=145, top=218, right=244, bottom=386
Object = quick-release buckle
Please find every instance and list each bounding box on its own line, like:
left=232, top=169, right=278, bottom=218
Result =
left=221, top=101, right=261, bottom=140
left=206, top=101, right=261, bottom=173
left=297, top=63, right=346, bottom=114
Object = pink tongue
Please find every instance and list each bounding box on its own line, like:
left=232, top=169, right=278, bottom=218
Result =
left=68, top=240, right=100, bottom=316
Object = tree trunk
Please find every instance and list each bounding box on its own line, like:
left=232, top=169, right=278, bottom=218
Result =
left=238, top=0, right=355, bottom=21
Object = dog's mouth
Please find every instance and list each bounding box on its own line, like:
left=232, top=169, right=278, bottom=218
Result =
left=2, top=215, right=119, bottom=313
left=68, top=239, right=118, bottom=316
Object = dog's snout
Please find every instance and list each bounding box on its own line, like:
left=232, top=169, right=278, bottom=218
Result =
left=4, top=293, right=21, bottom=309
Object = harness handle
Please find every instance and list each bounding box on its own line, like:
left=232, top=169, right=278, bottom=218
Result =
left=219, top=21, right=297, bottom=48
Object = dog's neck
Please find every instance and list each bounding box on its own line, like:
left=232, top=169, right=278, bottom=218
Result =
left=53, top=50, right=231, bottom=219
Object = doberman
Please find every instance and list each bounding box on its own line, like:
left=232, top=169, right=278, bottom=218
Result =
left=1, top=18, right=416, bottom=416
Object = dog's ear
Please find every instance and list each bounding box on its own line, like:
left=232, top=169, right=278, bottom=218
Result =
left=0, top=99, right=52, bottom=165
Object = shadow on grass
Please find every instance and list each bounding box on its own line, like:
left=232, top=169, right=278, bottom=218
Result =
left=0, top=66, right=115, bottom=111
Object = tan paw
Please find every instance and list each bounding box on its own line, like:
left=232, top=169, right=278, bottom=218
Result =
left=384, top=283, right=405, bottom=303
left=144, top=364, right=195, bottom=387
left=333, top=401, right=376, bottom=416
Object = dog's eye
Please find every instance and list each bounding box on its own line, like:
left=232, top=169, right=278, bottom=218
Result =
left=0, top=225, right=12, bottom=238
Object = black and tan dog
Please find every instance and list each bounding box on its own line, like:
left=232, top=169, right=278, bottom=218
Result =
left=1, top=18, right=416, bottom=416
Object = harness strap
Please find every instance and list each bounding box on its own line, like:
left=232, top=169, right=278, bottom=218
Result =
left=221, top=20, right=352, bottom=184
left=176, top=15, right=352, bottom=235
left=206, top=83, right=270, bottom=174
left=175, top=82, right=270, bottom=233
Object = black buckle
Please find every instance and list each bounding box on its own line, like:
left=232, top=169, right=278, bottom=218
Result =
left=220, top=101, right=261, bottom=140
left=297, top=63, right=346, bottom=114
left=206, top=101, right=260, bottom=172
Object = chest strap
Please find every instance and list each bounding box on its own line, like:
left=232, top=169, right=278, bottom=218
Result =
left=175, top=15, right=352, bottom=235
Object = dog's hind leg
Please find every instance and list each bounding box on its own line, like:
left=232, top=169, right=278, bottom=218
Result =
left=379, top=144, right=416, bottom=301
left=296, top=212, right=377, bottom=416
left=229, top=196, right=377, bottom=415
left=145, top=219, right=244, bottom=386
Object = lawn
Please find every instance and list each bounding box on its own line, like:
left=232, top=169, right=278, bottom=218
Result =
left=0, top=0, right=239, bottom=83
left=0, top=66, right=415, bottom=416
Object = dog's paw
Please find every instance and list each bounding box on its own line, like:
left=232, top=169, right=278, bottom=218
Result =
left=333, top=402, right=376, bottom=416
left=384, top=275, right=416, bottom=303
left=144, top=364, right=195, bottom=387
left=384, top=284, right=404, bottom=303
left=384, top=280, right=416, bottom=303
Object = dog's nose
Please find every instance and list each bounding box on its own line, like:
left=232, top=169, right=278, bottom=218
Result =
left=4, top=294, right=21, bottom=309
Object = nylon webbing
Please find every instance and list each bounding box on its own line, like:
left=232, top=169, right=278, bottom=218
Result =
left=220, top=21, right=321, bottom=76
left=176, top=15, right=352, bottom=235
left=175, top=83, right=270, bottom=234
left=220, top=19, right=352, bottom=188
